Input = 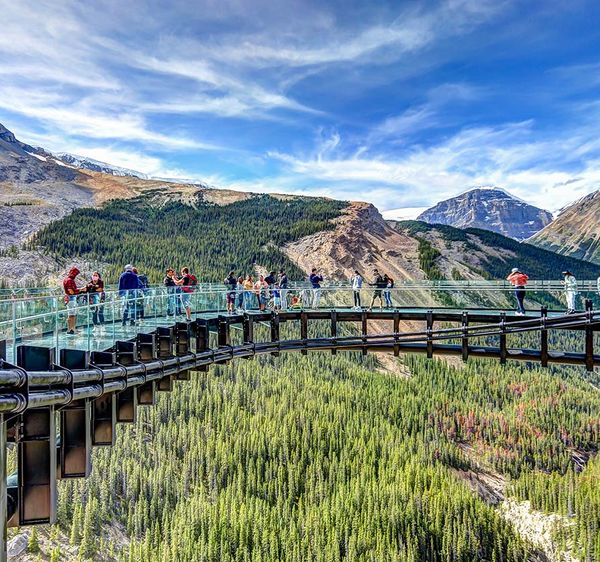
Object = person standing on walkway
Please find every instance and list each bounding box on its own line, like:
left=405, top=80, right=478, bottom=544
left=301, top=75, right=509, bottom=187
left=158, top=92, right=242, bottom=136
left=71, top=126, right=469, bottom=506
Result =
left=562, top=271, right=578, bottom=314
left=236, top=276, right=245, bottom=312
left=132, top=267, right=149, bottom=324
left=87, top=271, right=105, bottom=333
left=119, top=264, right=140, bottom=326
left=279, top=269, right=289, bottom=309
left=309, top=268, right=323, bottom=308
left=243, top=275, right=254, bottom=310
left=175, top=267, right=196, bottom=321
left=164, top=268, right=178, bottom=316
left=368, top=269, right=386, bottom=310
left=383, top=274, right=394, bottom=308
left=351, top=270, right=363, bottom=309
left=63, top=267, right=85, bottom=335
left=254, top=274, right=269, bottom=311
left=224, top=270, right=237, bottom=314
left=506, top=267, right=528, bottom=315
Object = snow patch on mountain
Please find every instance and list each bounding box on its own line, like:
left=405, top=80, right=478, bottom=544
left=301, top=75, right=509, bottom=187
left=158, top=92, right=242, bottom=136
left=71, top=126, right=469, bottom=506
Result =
left=53, top=152, right=149, bottom=179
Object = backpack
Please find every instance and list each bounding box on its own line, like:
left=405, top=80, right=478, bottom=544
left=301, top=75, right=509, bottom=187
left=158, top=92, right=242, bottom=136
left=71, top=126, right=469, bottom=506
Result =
left=182, top=274, right=198, bottom=293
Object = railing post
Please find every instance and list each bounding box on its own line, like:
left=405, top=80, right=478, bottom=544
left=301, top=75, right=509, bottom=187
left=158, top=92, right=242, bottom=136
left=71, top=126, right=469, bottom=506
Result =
left=426, top=310, right=433, bottom=359
left=499, top=312, right=507, bottom=365
left=361, top=311, right=367, bottom=356
left=540, top=306, right=548, bottom=368
left=393, top=312, right=400, bottom=357
left=300, top=312, right=308, bottom=356
left=270, top=312, right=280, bottom=357
left=461, top=311, right=469, bottom=362
left=330, top=311, right=337, bottom=355
left=585, top=299, right=594, bottom=372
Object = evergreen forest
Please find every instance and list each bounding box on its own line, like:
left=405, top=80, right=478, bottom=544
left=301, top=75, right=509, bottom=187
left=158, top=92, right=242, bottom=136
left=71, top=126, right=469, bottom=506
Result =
left=29, top=194, right=346, bottom=282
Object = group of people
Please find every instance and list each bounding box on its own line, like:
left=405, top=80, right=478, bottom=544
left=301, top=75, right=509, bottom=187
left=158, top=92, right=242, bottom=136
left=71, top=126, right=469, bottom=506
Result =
left=62, top=267, right=106, bottom=335
left=62, top=262, right=590, bottom=336
left=63, top=264, right=183, bottom=336
left=506, top=268, right=579, bottom=315
left=350, top=269, right=395, bottom=310
left=224, top=270, right=290, bottom=313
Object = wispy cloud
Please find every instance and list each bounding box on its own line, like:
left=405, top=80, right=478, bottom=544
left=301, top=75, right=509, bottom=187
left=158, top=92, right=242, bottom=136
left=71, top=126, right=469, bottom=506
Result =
left=269, top=117, right=600, bottom=212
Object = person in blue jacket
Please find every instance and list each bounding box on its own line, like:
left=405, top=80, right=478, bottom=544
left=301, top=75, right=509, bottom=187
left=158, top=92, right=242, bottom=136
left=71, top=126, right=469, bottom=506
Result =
left=118, top=264, right=140, bottom=326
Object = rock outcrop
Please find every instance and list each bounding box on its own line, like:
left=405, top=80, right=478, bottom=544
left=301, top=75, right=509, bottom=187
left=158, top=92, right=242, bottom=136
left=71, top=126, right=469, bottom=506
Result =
left=530, top=189, right=600, bottom=264
left=417, top=187, right=553, bottom=240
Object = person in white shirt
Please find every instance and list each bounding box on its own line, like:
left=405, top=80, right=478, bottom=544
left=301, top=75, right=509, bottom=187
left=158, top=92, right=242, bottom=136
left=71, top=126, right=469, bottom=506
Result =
left=351, top=270, right=363, bottom=309
left=562, top=271, right=578, bottom=314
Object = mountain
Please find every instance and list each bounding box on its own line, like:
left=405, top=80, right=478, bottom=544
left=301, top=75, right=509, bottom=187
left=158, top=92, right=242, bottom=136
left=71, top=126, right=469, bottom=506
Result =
left=529, top=190, right=600, bottom=264
left=417, top=187, right=553, bottom=240
left=283, top=202, right=598, bottom=286
left=53, top=152, right=149, bottom=179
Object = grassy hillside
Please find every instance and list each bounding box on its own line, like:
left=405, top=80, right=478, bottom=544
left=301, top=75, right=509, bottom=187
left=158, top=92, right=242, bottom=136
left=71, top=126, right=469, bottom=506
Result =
left=28, top=194, right=347, bottom=282
left=396, top=220, right=600, bottom=280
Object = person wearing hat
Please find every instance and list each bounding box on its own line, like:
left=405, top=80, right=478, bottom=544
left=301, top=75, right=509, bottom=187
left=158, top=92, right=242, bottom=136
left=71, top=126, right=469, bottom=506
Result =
left=118, top=264, right=141, bottom=326
left=562, top=271, right=578, bottom=314
left=506, top=267, right=529, bottom=315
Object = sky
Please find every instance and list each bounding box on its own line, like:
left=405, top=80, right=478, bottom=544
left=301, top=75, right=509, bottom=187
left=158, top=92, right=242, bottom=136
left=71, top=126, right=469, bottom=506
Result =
left=0, top=0, right=599, bottom=217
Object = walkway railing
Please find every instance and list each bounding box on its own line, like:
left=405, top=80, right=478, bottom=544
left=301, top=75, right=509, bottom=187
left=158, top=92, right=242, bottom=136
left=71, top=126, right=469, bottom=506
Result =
left=1, top=281, right=599, bottom=364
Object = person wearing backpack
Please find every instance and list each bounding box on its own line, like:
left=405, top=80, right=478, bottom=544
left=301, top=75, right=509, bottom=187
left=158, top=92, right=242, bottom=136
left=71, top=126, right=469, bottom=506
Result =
left=383, top=274, right=394, bottom=308
left=175, top=267, right=197, bottom=321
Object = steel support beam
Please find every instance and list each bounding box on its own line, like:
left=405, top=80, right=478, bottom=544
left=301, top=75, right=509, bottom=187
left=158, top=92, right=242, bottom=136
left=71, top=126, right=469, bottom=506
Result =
left=461, top=312, right=469, bottom=362
left=116, top=341, right=137, bottom=424
left=330, top=311, right=337, bottom=356
left=90, top=351, right=117, bottom=446
left=58, top=349, right=91, bottom=478
left=271, top=313, right=280, bottom=357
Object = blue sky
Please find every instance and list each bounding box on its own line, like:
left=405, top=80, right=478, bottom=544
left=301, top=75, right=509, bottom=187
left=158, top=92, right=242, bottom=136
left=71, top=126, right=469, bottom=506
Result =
left=0, top=0, right=599, bottom=216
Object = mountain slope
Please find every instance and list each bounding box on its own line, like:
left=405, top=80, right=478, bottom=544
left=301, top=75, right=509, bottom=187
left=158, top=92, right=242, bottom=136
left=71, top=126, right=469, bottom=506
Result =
left=393, top=220, right=599, bottom=280
left=283, top=203, right=599, bottom=284
left=530, top=190, right=600, bottom=264
left=417, top=187, right=553, bottom=240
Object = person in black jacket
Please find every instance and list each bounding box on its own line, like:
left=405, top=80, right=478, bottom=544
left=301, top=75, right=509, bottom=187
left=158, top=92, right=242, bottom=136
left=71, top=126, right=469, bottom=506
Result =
left=368, top=269, right=386, bottom=310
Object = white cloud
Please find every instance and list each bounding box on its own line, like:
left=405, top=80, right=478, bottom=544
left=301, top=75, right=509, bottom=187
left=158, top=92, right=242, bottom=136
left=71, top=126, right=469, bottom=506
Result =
left=268, top=119, right=600, bottom=212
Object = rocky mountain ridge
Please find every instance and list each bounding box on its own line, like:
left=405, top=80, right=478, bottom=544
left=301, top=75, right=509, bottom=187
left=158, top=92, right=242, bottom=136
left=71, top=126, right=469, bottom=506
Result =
left=417, top=187, right=553, bottom=240
left=529, top=189, right=600, bottom=264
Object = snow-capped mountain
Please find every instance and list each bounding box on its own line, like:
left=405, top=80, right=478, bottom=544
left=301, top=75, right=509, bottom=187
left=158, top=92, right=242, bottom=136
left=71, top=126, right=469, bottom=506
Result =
left=53, top=153, right=148, bottom=179
left=417, top=187, right=553, bottom=240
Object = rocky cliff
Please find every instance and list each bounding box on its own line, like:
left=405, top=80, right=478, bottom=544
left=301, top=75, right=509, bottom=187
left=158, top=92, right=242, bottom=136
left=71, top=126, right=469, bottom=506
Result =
left=529, top=189, right=600, bottom=264
left=417, top=187, right=553, bottom=240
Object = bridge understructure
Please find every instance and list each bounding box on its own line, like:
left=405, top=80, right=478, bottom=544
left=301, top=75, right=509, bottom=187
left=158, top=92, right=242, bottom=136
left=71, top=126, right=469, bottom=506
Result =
left=0, top=303, right=599, bottom=560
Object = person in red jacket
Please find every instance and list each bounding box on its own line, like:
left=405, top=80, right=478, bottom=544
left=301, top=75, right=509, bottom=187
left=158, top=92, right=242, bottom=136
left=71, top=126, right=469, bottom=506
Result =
left=507, top=267, right=529, bottom=316
left=63, top=267, right=85, bottom=335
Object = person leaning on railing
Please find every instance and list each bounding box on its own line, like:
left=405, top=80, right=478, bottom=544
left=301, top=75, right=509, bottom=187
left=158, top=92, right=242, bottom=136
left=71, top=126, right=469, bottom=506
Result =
left=506, top=267, right=528, bottom=316
left=62, top=266, right=86, bottom=336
